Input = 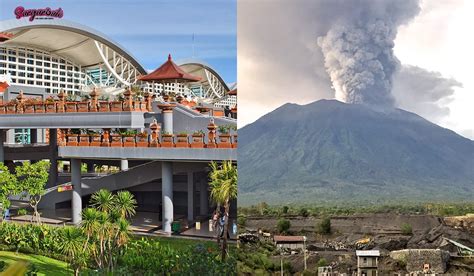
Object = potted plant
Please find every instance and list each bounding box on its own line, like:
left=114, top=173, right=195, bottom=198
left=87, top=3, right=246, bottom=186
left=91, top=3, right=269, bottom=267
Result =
left=44, top=97, right=56, bottom=113
left=161, top=131, right=174, bottom=147
left=0, top=102, right=5, bottom=114
left=121, top=129, right=137, bottom=147
left=89, top=130, right=102, bottom=147
left=110, top=94, right=124, bottom=112
left=65, top=94, right=77, bottom=113
left=136, top=131, right=149, bottom=147
left=217, top=125, right=232, bottom=148
left=77, top=94, right=90, bottom=112
left=5, top=99, right=17, bottom=114
left=232, top=133, right=238, bottom=148
left=78, top=129, right=90, bottom=146
left=175, top=131, right=189, bottom=148
left=34, top=99, right=45, bottom=113
left=191, top=130, right=205, bottom=148
left=110, top=130, right=122, bottom=147
left=23, top=98, right=36, bottom=114
left=66, top=129, right=80, bottom=146
left=98, top=95, right=110, bottom=112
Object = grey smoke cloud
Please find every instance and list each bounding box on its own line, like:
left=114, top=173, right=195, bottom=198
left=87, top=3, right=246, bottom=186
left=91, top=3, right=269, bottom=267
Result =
left=239, top=0, right=460, bottom=126
left=393, top=65, right=462, bottom=121
left=316, top=0, right=420, bottom=107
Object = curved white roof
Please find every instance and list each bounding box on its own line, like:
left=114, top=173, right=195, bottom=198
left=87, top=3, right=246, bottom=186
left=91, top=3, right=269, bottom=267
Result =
left=177, top=58, right=231, bottom=91
left=0, top=18, right=146, bottom=73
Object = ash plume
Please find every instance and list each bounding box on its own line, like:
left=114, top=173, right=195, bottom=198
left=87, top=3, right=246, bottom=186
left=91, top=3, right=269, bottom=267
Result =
left=316, top=0, right=421, bottom=108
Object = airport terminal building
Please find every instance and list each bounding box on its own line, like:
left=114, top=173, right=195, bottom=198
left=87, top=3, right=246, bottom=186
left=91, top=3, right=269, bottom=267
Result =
left=0, top=18, right=237, bottom=234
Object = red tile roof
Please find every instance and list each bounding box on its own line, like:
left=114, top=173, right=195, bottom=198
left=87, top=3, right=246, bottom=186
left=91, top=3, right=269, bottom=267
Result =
left=0, top=33, right=13, bottom=42
left=138, top=54, right=201, bottom=83
left=274, top=235, right=305, bottom=243
left=228, top=88, right=237, bottom=96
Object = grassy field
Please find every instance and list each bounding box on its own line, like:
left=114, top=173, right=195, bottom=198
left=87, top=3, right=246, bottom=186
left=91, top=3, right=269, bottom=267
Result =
left=0, top=251, right=72, bottom=275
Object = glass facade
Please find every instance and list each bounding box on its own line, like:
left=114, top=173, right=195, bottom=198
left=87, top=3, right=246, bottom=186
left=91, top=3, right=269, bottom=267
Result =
left=0, top=46, right=84, bottom=94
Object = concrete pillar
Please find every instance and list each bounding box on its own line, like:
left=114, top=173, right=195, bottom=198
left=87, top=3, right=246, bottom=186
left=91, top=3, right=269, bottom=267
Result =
left=200, top=178, right=209, bottom=216
left=86, top=163, right=95, bottom=173
left=158, top=104, right=175, bottom=134
left=30, top=129, right=37, bottom=144
left=163, top=110, right=173, bottom=133
left=162, top=161, right=173, bottom=233
left=120, top=159, right=129, bottom=171
left=71, top=159, right=82, bottom=224
left=187, top=171, right=194, bottom=223
left=49, top=129, right=58, bottom=188
left=0, top=130, right=4, bottom=163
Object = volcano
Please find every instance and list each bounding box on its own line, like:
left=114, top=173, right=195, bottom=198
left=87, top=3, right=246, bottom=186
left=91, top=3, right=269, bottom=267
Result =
left=238, top=100, right=474, bottom=205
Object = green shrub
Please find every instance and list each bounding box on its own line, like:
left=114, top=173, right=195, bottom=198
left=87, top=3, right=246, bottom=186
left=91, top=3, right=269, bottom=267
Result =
left=17, top=208, right=28, bottom=216
left=0, top=260, right=6, bottom=271
left=282, top=206, right=289, bottom=214
left=237, top=215, right=247, bottom=227
left=317, top=217, right=331, bottom=234
left=277, top=218, right=291, bottom=234
left=401, top=223, right=413, bottom=235
left=299, top=208, right=309, bottom=217
left=317, top=257, right=328, bottom=268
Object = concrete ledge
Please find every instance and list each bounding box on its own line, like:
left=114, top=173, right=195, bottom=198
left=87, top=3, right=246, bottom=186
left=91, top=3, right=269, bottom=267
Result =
left=58, top=146, right=237, bottom=161
left=0, top=112, right=145, bottom=129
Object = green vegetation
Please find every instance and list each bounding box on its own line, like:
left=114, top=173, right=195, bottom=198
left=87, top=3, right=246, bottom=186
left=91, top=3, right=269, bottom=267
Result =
left=0, top=161, right=49, bottom=223
left=0, top=251, right=72, bottom=275
left=317, top=217, right=331, bottom=235
left=298, top=207, right=309, bottom=217
left=277, top=218, right=291, bottom=234
left=0, top=188, right=236, bottom=275
left=316, top=257, right=328, bottom=268
left=401, top=223, right=413, bottom=235
left=239, top=202, right=474, bottom=218
left=209, top=161, right=237, bottom=261
left=237, top=215, right=247, bottom=227
left=237, top=240, right=292, bottom=274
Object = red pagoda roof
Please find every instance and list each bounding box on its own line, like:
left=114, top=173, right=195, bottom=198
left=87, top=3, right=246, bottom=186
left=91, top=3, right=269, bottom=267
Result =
left=0, top=33, right=13, bottom=42
left=138, top=54, right=201, bottom=83
left=228, top=88, right=237, bottom=96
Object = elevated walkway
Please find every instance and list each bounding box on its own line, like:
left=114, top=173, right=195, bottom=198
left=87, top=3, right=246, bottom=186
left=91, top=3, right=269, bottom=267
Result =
left=0, top=111, right=145, bottom=129
left=40, top=161, right=205, bottom=209
left=58, top=146, right=236, bottom=161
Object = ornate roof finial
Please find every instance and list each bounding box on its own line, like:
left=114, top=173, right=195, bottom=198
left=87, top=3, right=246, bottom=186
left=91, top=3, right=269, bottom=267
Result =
left=168, top=54, right=172, bottom=61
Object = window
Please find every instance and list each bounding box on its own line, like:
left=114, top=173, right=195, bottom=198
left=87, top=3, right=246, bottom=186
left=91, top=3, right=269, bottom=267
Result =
left=14, top=129, right=31, bottom=144
left=8, top=56, right=16, bottom=62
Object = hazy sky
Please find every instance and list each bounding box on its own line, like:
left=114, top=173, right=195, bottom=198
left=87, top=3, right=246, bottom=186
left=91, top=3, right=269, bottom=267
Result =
left=0, top=0, right=236, bottom=83
left=238, top=0, right=474, bottom=139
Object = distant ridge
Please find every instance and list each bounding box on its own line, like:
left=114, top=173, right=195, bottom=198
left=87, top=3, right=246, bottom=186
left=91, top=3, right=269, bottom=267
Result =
left=238, top=99, right=474, bottom=206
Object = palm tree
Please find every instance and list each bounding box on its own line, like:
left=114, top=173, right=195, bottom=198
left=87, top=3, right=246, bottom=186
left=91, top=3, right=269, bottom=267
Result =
left=114, top=190, right=137, bottom=218
left=90, top=189, right=114, bottom=213
left=81, top=208, right=100, bottom=251
left=208, top=161, right=237, bottom=261
left=60, top=227, right=85, bottom=276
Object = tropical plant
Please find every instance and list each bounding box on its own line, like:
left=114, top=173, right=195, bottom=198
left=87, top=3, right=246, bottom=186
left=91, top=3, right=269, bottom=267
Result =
left=15, top=161, right=50, bottom=224
left=60, top=227, right=85, bottom=276
left=114, top=190, right=137, bottom=218
left=208, top=161, right=237, bottom=261
left=217, top=125, right=230, bottom=134
left=90, top=189, right=114, bottom=213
